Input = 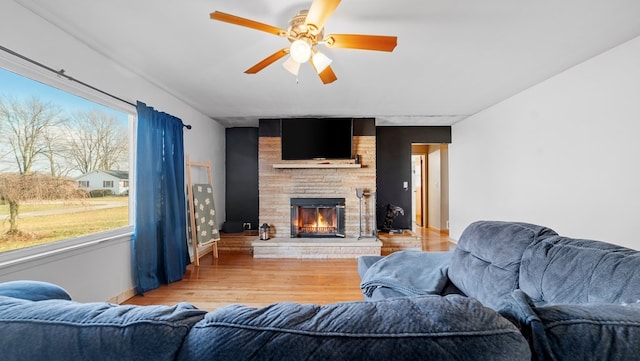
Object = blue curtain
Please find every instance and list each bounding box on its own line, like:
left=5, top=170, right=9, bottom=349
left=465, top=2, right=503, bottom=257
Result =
left=133, top=101, right=189, bottom=294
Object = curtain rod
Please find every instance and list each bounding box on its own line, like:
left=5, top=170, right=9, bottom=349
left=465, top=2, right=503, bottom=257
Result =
left=0, top=44, right=192, bottom=130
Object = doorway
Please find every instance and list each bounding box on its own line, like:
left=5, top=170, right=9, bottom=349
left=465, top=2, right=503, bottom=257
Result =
left=411, top=144, right=449, bottom=233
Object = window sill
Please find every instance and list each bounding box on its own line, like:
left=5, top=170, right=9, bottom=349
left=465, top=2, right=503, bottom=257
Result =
left=0, top=226, right=134, bottom=271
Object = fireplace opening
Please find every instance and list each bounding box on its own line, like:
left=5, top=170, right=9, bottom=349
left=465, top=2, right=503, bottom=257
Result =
left=291, top=198, right=345, bottom=238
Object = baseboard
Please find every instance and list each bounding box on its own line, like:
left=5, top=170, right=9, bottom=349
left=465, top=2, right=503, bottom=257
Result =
left=109, top=287, right=137, bottom=304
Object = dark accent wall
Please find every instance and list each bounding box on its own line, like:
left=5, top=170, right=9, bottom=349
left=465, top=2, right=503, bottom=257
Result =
left=225, top=122, right=451, bottom=233
left=259, top=117, right=375, bottom=137
left=353, top=118, right=376, bottom=136
left=224, top=127, right=259, bottom=231
left=376, top=126, right=451, bottom=230
left=259, top=118, right=280, bottom=137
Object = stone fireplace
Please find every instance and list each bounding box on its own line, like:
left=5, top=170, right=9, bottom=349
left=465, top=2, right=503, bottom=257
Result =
left=290, top=198, right=346, bottom=238
left=253, top=118, right=380, bottom=258
left=257, top=135, right=376, bottom=238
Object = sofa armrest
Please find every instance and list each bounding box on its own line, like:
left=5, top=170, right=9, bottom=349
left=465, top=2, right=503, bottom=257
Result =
left=359, top=251, right=454, bottom=300
left=0, top=280, right=72, bottom=301
left=0, top=296, right=205, bottom=361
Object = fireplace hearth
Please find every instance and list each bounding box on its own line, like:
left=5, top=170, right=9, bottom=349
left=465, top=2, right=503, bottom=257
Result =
left=290, top=198, right=345, bottom=238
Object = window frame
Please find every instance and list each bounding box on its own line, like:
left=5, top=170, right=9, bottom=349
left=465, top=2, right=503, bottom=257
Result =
left=0, top=50, right=136, bottom=267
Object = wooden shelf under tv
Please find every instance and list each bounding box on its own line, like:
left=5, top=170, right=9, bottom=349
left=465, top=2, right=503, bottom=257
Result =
left=272, top=163, right=362, bottom=169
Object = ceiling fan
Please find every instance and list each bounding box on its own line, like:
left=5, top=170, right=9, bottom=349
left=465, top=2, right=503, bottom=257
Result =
left=210, top=0, right=397, bottom=84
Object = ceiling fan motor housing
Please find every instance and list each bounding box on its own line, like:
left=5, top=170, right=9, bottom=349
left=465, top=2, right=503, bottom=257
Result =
left=287, top=10, right=322, bottom=45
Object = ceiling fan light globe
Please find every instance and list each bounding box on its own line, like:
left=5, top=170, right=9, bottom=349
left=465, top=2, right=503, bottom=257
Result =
left=282, top=56, right=301, bottom=76
left=290, top=39, right=312, bottom=63
left=311, top=52, right=332, bottom=73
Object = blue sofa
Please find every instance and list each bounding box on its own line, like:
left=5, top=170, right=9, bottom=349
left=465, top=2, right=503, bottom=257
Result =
left=0, top=279, right=527, bottom=360
left=359, top=220, right=640, bottom=361
left=2, top=220, right=637, bottom=360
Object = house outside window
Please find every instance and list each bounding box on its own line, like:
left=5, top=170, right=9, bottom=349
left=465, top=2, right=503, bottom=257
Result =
left=0, top=66, right=133, bottom=254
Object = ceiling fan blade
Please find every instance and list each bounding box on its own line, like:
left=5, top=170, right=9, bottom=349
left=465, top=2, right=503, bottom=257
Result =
left=304, top=0, right=341, bottom=32
left=324, top=34, right=398, bottom=52
left=317, top=65, right=337, bottom=85
left=210, top=11, right=287, bottom=37
left=245, top=48, right=289, bottom=74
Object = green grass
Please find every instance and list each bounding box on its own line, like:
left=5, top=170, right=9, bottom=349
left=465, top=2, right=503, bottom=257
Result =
left=0, top=200, right=129, bottom=252
left=0, top=196, right=127, bottom=215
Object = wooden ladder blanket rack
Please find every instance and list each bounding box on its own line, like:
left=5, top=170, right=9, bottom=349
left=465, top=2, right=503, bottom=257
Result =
left=186, top=155, right=220, bottom=266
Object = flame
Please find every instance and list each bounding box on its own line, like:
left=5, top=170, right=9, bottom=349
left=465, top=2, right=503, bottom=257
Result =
left=295, top=208, right=336, bottom=233
left=315, top=213, right=331, bottom=228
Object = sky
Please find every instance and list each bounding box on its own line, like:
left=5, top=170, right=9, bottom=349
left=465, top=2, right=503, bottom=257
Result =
left=0, top=67, right=128, bottom=124
left=0, top=67, right=129, bottom=175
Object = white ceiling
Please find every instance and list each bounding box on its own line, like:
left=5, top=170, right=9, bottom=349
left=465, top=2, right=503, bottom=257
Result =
left=14, top=0, right=640, bottom=127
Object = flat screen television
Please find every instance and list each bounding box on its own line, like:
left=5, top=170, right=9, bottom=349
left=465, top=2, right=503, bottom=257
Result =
left=281, top=118, right=353, bottom=160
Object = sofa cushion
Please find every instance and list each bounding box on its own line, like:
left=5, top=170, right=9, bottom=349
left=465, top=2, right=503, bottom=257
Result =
left=498, top=289, right=640, bottom=361
left=0, top=280, right=72, bottom=301
left=519, top=236, right=640, bottom=305
left=530, top=303, right=640, bottom=361
left=0, top=296, right=206, bottom=361
left=448, top=221, right=557, bottom=309
left=178, top=295, right=531, bottom=361
left=359, top=251, right=452, bottom=299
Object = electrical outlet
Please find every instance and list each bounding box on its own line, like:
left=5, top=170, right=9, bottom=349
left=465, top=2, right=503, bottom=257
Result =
left=243, top=222, right=251, bottom=230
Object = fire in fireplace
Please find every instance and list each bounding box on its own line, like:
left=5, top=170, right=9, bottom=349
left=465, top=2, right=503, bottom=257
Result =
left=290, top=198, right=345, bottom=238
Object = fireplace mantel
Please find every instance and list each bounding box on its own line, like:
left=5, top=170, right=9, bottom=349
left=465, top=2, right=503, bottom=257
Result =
left=272, top=163, right=361, bottom=169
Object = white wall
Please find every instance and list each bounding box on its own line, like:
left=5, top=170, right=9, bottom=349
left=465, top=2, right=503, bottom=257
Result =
left=0, top=231, right=133, bottom=303
left=450, top=35, right=640, bottom=249
left=427, top=147, right=441, bottom=229
left=0, top=1, right=226, bottom=301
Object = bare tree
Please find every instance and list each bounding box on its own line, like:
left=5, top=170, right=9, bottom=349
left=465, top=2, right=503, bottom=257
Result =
left=66, top=109, right=128, bottom=174
left=0, top=96, right=80, bottom=235
left=0, top=97, right=127, bottom=236
left=0, top=173, right=84, bottom=235
left=0, top=96, right=64, bottom=174
left=42, top=122, right=73, bottom=177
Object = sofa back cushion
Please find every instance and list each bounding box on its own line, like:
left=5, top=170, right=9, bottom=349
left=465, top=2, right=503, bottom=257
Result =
left=448, top=221, right=557, bottom=309
left=178, top=295, right=530, bottom=361
left=0, top=297, right=206, bottom=361
left=519, top=235, right=640, bottom=305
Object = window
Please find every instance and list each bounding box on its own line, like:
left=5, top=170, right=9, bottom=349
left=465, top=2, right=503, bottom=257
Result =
left=0, top=65, right=133, bottom=253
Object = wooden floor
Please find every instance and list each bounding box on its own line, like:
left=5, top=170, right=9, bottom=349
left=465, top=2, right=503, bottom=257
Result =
left=414, top=226, right=454, bottom=252
left=123, top=226, right=454, bottom=311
